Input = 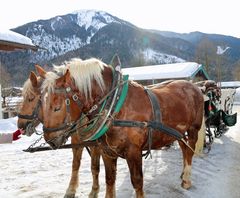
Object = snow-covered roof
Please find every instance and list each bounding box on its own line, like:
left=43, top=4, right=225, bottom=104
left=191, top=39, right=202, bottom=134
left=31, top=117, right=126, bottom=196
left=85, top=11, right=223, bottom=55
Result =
left=219, top=81, right=240, bottom=88
left=0, top=29, right=38, bottom=51
left=122, top=62, right=209, bottom=81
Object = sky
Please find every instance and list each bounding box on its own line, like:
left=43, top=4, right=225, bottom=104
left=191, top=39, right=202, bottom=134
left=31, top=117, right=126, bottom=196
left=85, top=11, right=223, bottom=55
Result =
left=0, top=0, right=240, bottom=38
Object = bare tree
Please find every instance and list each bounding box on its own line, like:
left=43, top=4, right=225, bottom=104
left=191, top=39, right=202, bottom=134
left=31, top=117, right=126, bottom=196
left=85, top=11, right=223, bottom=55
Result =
left=195, top=37, right=217, bottom=78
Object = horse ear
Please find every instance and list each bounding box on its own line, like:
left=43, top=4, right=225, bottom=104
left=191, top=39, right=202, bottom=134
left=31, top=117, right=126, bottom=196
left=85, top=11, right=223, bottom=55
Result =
left=110, top=54, right=121, bottom=68
left=35, top=64, right=46, bottom=79
left=56, top=69, right=71, bottom=86
left=29, top=71, right=38, bottom=88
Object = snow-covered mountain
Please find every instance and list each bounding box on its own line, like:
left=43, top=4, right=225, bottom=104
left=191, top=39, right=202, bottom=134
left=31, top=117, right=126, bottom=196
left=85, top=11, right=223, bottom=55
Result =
left=14, top=10, right=133, bottom=62
left=1, top=9, right=240, bottom=85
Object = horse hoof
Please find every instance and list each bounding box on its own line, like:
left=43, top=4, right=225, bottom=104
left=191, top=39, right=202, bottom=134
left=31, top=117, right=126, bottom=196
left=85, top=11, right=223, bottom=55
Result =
left=64, top=194, right=75, bottom=198
left=181, top=180, right=192, bottom=189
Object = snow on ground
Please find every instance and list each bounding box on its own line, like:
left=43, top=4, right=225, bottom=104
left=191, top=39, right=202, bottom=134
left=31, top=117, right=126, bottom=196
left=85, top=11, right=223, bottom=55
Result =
left=1, top=106, right=240, bottom=198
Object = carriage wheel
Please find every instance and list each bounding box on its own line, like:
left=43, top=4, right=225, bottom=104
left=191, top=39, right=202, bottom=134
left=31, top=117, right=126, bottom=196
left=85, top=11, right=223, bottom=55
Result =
left=214, top=121, right=226, bottom=138
left=204, top=127, right=213, bottom=153
left=214, top=127, right=222, bottom=138
left=205, top=127, right=214, bottom=144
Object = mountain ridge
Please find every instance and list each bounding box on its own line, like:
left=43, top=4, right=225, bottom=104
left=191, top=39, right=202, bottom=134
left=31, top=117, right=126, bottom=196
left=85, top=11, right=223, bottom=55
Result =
left=0, top=9, right=240, bottom=86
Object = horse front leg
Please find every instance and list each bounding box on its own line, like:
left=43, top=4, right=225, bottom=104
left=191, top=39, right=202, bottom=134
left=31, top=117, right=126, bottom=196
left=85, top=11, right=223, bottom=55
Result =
left=88, top=146, right=101, bottom=198
left=64, top=147, right=83, bottom=198
left=102, top=154, right=117, bottom=198
left=126, top=147, right=144, bottom=198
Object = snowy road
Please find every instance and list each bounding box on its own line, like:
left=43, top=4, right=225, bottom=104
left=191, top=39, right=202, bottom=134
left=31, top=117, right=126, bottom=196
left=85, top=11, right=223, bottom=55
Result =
left=0, top=106, right=240, bottom=198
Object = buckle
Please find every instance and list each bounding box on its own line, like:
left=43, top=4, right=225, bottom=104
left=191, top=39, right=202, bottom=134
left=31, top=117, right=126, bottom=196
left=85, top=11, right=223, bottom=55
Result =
left=65, top=98, right=70, bottom=105
left=72, top=94, right=78, bottom=101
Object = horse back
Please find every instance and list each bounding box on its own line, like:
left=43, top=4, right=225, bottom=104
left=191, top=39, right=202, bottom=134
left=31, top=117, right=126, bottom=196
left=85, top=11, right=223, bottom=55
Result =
left=152, top=80, right=204, bottom=122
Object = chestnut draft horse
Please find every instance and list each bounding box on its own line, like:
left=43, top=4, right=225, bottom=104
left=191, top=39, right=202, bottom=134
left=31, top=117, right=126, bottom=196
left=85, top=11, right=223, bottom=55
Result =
left=39, top=56, right=205, bottom=198
left=17, top=70, right=103, bottom=198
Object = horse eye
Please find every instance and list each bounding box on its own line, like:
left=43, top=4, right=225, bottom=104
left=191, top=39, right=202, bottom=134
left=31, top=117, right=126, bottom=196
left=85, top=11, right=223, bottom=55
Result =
left=54, top=107, right=61, bottom=112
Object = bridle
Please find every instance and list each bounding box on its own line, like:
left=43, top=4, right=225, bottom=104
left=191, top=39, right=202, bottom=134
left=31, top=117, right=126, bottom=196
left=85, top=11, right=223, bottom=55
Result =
left=41, top=65, right=126, bottom=141
left=18, top=97, right=42, bottom=135
left=42, top=86, right=84, bottom=134
left=18, top=77, right=44, bottom=124
left=18, top=98, right=42, bottom=120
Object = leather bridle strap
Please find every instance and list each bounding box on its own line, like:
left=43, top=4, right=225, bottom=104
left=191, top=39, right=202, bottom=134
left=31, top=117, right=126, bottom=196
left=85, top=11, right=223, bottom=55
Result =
left=42, top=87, right=82, bottom=133
left=18, top=99, right=42, bottom=120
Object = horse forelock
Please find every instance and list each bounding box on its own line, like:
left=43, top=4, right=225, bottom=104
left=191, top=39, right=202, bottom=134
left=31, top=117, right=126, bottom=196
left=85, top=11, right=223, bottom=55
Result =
left=41, top=58, right=108, bottom=99
left=41, top=71, right=60, bottom=94
left=67, top=58, right=107, bottom=99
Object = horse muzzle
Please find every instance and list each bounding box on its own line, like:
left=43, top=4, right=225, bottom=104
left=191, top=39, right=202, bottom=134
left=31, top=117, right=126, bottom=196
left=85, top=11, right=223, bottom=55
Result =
left=18, top=121, right=36, bottom=137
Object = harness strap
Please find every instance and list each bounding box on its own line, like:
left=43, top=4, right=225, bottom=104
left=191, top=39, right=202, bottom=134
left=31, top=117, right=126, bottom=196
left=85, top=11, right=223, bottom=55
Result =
left=143, top=88, right=162, bottom=158
left=113, top=88, right=184, bottom=158
left=112, top=120, right=183, bottom=140
left=148, top=121, right=183, bottom=140
left=113, top=120, right=147, bottom=128
left=18, top=99, right=41, bottom=120
left=144, top=88, right=162, bottom=121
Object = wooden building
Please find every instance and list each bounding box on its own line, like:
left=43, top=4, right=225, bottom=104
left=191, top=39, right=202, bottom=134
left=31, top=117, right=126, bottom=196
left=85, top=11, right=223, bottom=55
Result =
left=122, top=62, right=209, bottom=85
left=0, top=29, right=37, bottom=119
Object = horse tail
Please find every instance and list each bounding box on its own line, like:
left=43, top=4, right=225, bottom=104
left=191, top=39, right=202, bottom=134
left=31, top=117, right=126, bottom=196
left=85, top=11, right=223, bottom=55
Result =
left=194, top=111, right=206, bottom=155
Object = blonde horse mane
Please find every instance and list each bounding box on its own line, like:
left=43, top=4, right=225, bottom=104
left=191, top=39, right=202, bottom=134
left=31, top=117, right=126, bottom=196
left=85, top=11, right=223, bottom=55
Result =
left=22, top=79, right=34, bottom=98
left=42, top=58, right=108, bottom=99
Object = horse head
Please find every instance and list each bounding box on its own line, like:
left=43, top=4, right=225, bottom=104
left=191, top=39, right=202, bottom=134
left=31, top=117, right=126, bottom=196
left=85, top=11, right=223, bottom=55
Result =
left=40, top=58, right=115, bottom=149
left=17, top=70, right=43, bottom=136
